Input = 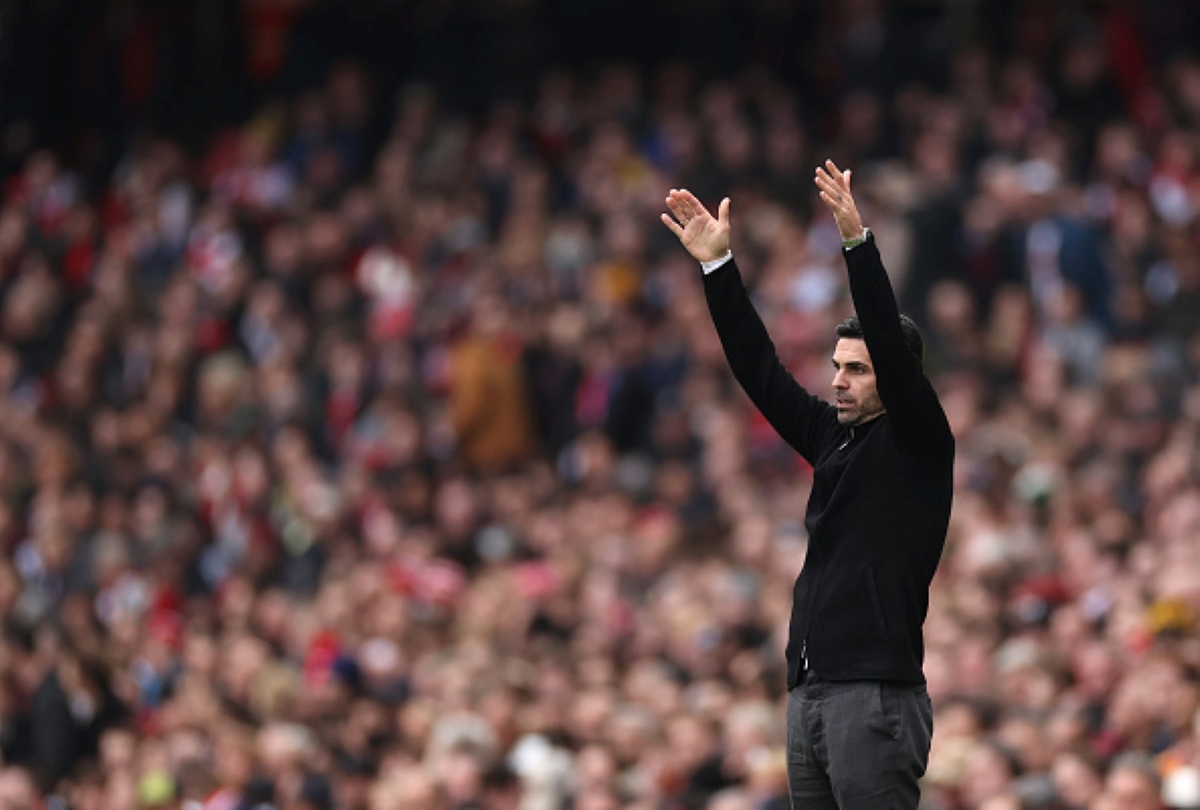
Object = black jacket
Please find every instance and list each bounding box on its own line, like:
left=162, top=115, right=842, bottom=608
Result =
left=703, top=234, right=953, bottom=687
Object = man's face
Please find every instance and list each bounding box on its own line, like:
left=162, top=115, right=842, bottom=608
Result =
left=832, top=338, right=884, bottom=426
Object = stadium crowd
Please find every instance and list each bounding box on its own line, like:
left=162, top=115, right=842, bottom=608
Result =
left=0, top=1, right=1199, bottom=809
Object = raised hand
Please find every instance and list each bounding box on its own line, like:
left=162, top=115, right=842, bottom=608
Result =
left=661, top=189, right=731, bottom=263
left=814, top=160, right=864, bottom=242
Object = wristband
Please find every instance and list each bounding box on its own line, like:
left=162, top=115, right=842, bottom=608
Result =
left=842, top=227, right=870, bottom=250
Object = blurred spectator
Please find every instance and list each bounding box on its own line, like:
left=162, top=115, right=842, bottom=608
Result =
left=0, top=2, right=1196, bottom=810
left=1099, top=752, right=1165, bottom=810
left=448, top=294, right=538, bottom=475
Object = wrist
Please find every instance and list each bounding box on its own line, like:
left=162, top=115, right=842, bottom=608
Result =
left=700, top=249, right=733, bottom=274
left=694, top=242, right=730, bottom=264
left=841, top=227, right=870, bottom=249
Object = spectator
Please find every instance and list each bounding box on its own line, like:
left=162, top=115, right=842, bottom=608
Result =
left=1099, top=752, right=1165, bottom=810
left=448, top=294, right=538, bottom=475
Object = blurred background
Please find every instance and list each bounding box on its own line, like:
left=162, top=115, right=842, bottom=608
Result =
left=0, top=0, right=1198, bottom=808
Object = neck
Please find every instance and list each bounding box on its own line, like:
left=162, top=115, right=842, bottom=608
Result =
left=850, top=410, right=885, bottom=429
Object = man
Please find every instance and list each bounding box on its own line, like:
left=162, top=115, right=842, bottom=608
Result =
left=661, top=161, right=954, bottom=809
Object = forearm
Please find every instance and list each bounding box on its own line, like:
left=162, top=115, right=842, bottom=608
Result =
left=703, top=260, right=783, bottom=406
left=843, top=233, right=917, bottom=386
left=843, top=233, right=953, bottom=456
left=703, top=260, right=832, bottom=460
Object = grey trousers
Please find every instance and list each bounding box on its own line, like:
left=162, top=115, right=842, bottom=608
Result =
left=786, top=671, right=933, bottom=809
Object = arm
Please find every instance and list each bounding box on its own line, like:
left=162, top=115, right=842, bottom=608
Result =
left=815, top=163, right=954, bottom=460
left=843, top=234, right=952, bottom=458
left=702, top=260, right=841, bottom=463
left=662, top=190, right=840, bottom=462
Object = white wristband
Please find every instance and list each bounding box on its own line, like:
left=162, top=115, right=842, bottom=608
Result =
left=700, top=250, right=733, bottom=274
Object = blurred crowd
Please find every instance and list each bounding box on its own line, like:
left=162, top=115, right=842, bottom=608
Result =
left=0, top=2, right=1199, bottom=810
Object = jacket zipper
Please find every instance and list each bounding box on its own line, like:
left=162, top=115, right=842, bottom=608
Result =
left=799, top=429, right=854, bottom=679
left=837, top=426, right=855, bottom=451
left=799, top=542, right=823, bottom=676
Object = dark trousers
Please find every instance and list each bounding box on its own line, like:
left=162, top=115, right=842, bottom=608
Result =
left=786, top=671, right=933, bottom=809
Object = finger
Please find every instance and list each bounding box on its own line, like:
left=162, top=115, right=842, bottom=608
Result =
left=826, top=159, right=845, bottom=185
left=818, top=190, right=848, bottom=214
left=671, top=192, right=693, bottom=218
left=815, top=168, right=844, bottom=200
left=845, top=169, right=852, bottom=192
left=816, top=171, right=844, bottom=201
left=717, top=197, right=730, bottom=228
left=814, top=173, right=843, bottom=201
left=679, top=189, right=712, bottom=219
left=661, top=212, right=684, bottom=238
left=669, top=189, right=690, bottom=209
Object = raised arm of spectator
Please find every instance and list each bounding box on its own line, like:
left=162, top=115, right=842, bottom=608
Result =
left=814, top=162, right=953, bottom=460
left=662, top=189, right=841, bottom=465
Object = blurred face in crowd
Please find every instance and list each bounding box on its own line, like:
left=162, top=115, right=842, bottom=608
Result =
left=1052, top=751, right=1102, bottom=809
left=959, top=742, right=1016, bottom=808
left=0, top=768, right=37, bottom=810
left=832, top=338, right=884, bottom=427
left=1103, top=766, right=1162, bottom=810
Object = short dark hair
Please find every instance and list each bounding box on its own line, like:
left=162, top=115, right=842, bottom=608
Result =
left=835, top=315, right=924, bottom=365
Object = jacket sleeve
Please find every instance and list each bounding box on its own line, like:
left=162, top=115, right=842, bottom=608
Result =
left=843, top=234, right=954, bottom=461
left=703, top=259, right=841, bottom=465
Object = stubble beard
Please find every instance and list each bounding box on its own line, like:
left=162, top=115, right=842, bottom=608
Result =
left=837, top=399, right=884, bottom=427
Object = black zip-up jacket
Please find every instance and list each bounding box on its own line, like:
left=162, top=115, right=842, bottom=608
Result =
left=703, top=234, right=954, bottom=688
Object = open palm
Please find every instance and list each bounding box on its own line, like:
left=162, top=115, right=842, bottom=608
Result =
left=661, top=189, right=730, bottom=263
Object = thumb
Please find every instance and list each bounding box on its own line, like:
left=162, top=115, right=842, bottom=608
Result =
left=718, top=197, right=731, bottom=227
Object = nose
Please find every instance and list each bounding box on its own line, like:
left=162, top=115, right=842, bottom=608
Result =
left=833, top=369, right=848, bottom=389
